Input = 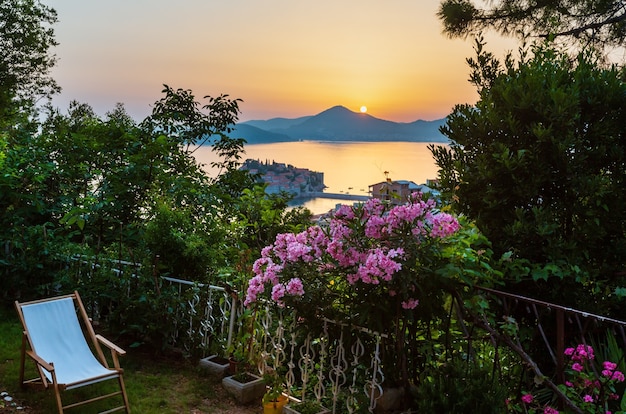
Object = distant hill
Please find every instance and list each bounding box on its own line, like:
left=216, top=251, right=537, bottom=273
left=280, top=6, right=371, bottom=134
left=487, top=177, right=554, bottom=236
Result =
left=243, top=116, right=313, bottom=131
left=236, top=105, right=448, bottom=143
left=229, top=124, right=293, bottom=144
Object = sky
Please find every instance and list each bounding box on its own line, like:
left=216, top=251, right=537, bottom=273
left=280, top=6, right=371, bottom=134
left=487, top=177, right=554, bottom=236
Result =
left=44, top=0, right=519, bottom=123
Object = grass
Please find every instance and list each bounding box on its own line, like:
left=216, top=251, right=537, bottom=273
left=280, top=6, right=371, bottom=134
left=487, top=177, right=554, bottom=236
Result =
left=0, top=305, right=258, bottom=413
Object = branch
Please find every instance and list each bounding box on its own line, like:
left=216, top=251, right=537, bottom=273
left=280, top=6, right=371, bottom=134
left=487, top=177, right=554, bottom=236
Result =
left=537, top=11, right=626, bottom=39
left=474, top=313, right=583, bottom=414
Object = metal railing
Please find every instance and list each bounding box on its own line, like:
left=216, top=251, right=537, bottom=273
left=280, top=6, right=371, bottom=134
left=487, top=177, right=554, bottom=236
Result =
left=161, top=276, right=237, bottom=355
left=65, top=256, right=626, bottom=412
left=476, top=286, right=626, bottom=382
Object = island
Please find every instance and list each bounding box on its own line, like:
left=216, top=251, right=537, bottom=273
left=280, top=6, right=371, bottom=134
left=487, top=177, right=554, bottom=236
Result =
left=240, top=159, right=326, bottom=197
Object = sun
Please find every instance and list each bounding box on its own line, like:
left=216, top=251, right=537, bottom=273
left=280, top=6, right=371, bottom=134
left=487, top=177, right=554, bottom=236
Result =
left=360, top=105, right=367, bottom=113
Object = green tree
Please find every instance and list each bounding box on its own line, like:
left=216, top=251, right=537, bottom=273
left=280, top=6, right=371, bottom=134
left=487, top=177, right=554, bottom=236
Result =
left=438, top=0, right=626, bottom=51
left=0, top=0, right=59, bottom=119
left=430, top=39, right=626, bottom=312
left=1, top=85, right=255, bottom=298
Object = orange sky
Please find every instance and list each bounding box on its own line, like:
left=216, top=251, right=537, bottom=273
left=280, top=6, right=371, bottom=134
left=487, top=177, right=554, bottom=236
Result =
left=44, top=0, right=519, bottom=123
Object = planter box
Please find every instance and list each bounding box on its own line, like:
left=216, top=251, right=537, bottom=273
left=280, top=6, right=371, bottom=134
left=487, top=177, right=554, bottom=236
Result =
left=199, top=355, right=230, bottom=378
left=284, top=403, right=330, bottom=414
left=222, top=373, right=266, bottom=404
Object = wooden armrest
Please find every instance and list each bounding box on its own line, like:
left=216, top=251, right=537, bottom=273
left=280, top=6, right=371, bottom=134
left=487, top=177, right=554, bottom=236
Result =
left=25, top=350, right=54, bottom=372
left=95, top=334, right=126, bottom=356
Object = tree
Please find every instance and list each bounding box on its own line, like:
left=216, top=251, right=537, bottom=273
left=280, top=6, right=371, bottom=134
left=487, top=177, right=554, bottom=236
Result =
left=438, top=0, right=626, bottom=51
left=430, top=39, right=626, bottom=312
left=0, top=0, right=59, bottom=116
left=1, top=85, right=254, bottom=296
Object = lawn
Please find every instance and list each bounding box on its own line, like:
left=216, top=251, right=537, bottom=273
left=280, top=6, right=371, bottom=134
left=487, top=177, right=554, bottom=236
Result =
left=0, top=305, right=259, bottom=413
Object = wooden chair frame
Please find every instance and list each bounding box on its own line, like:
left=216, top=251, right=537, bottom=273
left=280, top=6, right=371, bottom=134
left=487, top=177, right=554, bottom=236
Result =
left=15, top=291, right=130, bottom=413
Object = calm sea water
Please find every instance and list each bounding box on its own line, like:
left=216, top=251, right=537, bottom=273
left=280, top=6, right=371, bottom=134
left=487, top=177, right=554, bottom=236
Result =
left=193, top=141, right=447, bottom=214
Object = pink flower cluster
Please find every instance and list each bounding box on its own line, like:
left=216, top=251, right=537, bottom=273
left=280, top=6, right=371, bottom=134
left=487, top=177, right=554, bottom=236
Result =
left=519, top=344, right=625, bottom=414
left=520, top=393, right=559, bottom=414
left=401, top=298, right=419, bottom=310
left=602, top=361, right=625, bottom=382
left=244, top=193, right=460, bottom=307
left=564, top=344, right=595, bottom=362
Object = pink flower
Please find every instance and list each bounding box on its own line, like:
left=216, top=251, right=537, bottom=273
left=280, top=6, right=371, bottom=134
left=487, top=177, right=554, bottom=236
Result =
left=603, top=368, right=625, bottom=382
left=271, top=284, right=286, bottom=303
left=364, top=215, right=386, bottom=239
left=543, top=407, right=559, bottom=414
left=572, top=362, right=584, bottom=372
left=429, top=212, right=460, bottom=238
left=601, top=361, right=625, bottom=381
left=583, top=394, right=594, bottom=403
left=285, top=278, right=304, bottom=296
left=245, top=190, right=462, bottom=313
left=603, top=361, right=618, bottom=371
left=521, top=393, right=533, bottom=404
left=244, top=274, right=274, bottom=306
left=566, top=344, right=595, bottom=362
left=401, top=298, right=419, bottom=309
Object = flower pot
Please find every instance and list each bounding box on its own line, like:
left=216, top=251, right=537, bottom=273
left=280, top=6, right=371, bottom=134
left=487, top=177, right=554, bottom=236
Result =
left=229, top=357, right=242, bottom=375
left=263, top=394, right=288, bottom=414
left=199, top=355, right=230, bottom=378
left=222, top=372, right=266, bottom=405
left=284, top=402, right=330, bottom=414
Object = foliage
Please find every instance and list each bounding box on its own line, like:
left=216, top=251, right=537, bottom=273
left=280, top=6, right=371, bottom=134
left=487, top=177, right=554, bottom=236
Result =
left=431, top=39, right=626, bottom=313
left=143, top=198, right=225, bottom=281
left=0, top=0, right=63, bottom=301
left=226, top=307, right=257, bottom=366
left=262, top=367, right=286, bottom=404
left=415, top=359, right=508, bottom=413
left=0, top=0, right=59, bottom=115
left=438, top=0, right=626, bottom=52
left=0, top=0, right=312, bottom=362
left=288, top=400, right=329, bottom=414
left=234, top=185, right=312, bottom=253
left=245, top=193, right=501, bottom=386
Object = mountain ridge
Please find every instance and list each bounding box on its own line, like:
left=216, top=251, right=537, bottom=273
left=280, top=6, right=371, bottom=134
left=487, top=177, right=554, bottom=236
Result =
left=234, top=105, right=448, bottom=144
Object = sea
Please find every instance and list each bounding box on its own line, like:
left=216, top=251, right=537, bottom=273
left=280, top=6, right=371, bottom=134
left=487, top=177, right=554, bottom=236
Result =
left=192, top=141, right=447, bottom=215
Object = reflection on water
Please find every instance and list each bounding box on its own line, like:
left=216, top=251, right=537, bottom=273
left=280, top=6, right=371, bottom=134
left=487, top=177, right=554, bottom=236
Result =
left=287, top=197, right=365, bottom=216
left=193, top=141, right=446, bottom=214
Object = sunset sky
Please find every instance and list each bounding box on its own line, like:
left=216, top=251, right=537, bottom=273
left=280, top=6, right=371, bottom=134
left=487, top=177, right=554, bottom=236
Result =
left=44, top=0, right=519, bottom=123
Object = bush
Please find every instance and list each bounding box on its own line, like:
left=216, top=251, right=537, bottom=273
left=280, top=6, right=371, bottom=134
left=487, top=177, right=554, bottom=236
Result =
left=415, top=359, right=508, bottom=413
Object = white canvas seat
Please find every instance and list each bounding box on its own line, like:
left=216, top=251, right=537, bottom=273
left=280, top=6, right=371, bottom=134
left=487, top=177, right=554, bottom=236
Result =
left=15, top=291, right=130, bottom=413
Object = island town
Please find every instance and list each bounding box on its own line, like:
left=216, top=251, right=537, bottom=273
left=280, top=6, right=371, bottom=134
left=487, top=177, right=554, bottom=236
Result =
left=240, top=158, right=439, bottom=206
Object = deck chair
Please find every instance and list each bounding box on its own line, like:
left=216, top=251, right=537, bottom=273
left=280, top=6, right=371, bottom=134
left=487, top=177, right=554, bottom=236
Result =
left=15, top=291, right=130, bottom=413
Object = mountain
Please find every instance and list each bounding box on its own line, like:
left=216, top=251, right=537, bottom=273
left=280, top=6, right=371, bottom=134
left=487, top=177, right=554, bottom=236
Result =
left=228, top=124, right=293, bottom=144
left=242, top=116, right=312, bottom=131
left=237, top=105, right=448, bottom=143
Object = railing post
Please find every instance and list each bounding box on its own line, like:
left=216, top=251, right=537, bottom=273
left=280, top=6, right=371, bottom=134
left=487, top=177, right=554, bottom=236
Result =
left=226, top=295, right=237, bottom=350
left=556, top=308, right=565, bottom=384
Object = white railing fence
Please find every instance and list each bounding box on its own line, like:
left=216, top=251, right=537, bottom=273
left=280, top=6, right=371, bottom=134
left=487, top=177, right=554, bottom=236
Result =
left=254, top=308, right=387, bottom=413
left=161, top=276, right=237, bottom=356
left=66, top=259, right=387, bottom=412
left=156, top=275, right=388, bottom=413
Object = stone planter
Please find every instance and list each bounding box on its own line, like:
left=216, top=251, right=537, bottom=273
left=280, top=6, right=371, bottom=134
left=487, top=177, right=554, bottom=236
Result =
left=222, top=372, right=266, bottom=404
left=284, top=402, right=330, bottom=414
left=199, top=355, right=230, bottom=378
